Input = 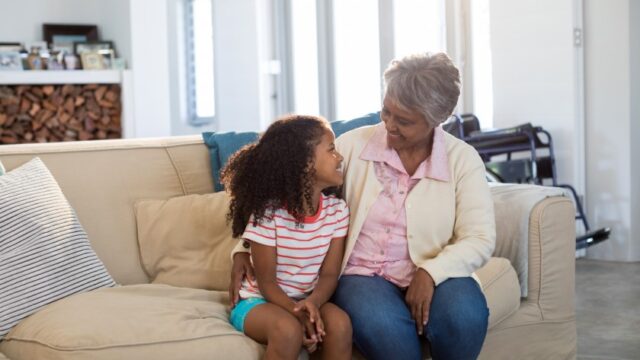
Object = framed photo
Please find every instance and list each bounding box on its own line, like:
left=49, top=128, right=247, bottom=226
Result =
left=0, top=42, right=22, bottom=52
left=74, top=41, right=114, bottom=56
left=0, top=51, right=24, bottom=71
left=98, top=49, right=115, bottom=69
left=43, top=24, right=98, bottom=50
left=80, top=51, right=105, bottom=70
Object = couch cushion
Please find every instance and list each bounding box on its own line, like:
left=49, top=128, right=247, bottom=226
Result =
left=135, top=192, right=237, bottom=291
left=0, top=284, right=263, bottom=360
left=0, top=158, right=115, bottom=339
left=476, top=257, right=521, bottom=329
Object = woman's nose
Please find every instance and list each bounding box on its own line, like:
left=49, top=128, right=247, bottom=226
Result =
left=385, top=117, right=397, bottom=132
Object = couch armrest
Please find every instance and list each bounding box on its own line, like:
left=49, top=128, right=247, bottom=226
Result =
left=525, top=196, right=576, bottom=320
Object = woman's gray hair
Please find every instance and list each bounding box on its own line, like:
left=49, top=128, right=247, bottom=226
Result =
left=383, top=52, right=460, bottom=127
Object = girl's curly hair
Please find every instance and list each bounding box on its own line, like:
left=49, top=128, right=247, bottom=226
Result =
left=221, top=114, right=339, bottom=238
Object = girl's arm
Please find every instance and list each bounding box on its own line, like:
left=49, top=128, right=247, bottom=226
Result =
left=250, top=241, right=298, bottom=314
left=251, top=241, right=321, bottom=345
left=305, top=236, right=346, bottom=308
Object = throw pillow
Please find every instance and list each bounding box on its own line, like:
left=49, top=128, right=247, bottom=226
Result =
left=135, top=192, right=238, bottom=291
left=0, top=158, right=116, bottom=339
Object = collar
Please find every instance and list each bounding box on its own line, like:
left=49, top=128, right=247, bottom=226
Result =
left=359, top=123, right=450, bottom=181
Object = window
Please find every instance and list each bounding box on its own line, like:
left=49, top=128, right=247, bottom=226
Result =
left=285, top=0, right=449, bottom=122
left=470, top=0, right=493, bottom=129
left=290, top=0, right=320, bottom=115
left=186, top=0, right=215, bottom=125
left=332, top=0, right=381, bottom=121
left=394, top=0, right=446, bottom=57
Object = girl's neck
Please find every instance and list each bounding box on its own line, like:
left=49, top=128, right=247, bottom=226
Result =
left=305, top=187, right=323, bottom=216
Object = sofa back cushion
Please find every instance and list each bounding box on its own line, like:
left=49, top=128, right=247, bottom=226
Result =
left=135, top=192, right=238, bottom=291
left=0, top=158, right=116, bottom=339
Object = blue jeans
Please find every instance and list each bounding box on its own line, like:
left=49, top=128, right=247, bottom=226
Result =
left=332, top=275, right=489, bottom=360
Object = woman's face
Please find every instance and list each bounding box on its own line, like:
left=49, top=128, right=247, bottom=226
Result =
left=313, top=126, right=344, bottom=189
left=381, top=96, right=434, bottom=152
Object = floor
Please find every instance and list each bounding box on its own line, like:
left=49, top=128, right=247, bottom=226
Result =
left=576, top=259, right=640, bottom=360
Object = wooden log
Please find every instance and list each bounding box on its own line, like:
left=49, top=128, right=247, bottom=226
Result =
left=42, top=85, right=55, bottom=96
left=29, top=103, right=41, bottom=117
left=20, top=98, right=32, bottom=113
left=24, top=91, right=40, bottom=103
left=63, top=97, right=75, bottom=114
left=94, top=86, right=108, bottom=101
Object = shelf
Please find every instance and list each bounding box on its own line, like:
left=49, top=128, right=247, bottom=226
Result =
left=0, top=70, right=125, bottom=85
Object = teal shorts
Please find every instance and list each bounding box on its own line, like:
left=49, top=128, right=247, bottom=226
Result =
left=229, top=297, right=267, bottom=333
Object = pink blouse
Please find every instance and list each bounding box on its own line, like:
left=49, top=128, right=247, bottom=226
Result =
left=342, top=125, right=450, bottom=287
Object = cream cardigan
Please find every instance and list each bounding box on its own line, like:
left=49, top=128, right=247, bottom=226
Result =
left=336, top=124, right=495, bottom=286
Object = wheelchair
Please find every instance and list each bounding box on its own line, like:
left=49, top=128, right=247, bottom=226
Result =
left=443, top=114, right=610, bottom=250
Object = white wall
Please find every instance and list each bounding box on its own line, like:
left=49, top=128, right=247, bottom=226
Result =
left=584, top=0, right=638, bottom=261
left=211, top=0, right=269, bottom=132
left=489, top=0, right=582, bottom=194
left=127, top=0, right=172, bottom=137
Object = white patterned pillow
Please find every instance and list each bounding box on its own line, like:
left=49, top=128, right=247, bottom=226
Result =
left=0, top=158, right=116, bottom=339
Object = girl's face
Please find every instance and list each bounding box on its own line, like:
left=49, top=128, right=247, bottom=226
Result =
left=313, top=127, right=344, bottom=189
left=381, top=96, right=434, bottom=152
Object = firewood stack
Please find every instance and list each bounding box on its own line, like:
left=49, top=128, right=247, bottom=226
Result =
left=0, top=84, right=122, bottom=144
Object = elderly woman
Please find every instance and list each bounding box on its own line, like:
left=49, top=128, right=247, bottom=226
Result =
left=231, top=52, right=495, bottom=360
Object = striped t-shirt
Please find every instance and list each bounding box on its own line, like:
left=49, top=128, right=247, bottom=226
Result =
left=238, top=194, right=349, bottom=300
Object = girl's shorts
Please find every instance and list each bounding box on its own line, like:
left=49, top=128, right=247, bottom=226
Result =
left=229, top=297, right=267, bottom=332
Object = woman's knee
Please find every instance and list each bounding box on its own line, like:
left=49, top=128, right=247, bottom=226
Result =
left=428, top=278, right=489, bottom=339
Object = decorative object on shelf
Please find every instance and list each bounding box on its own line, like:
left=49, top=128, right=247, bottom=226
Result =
left=111, top=58, right=126, bottom=70
left=99, top=49, right=115, bottom=69
left=64, top=54, right=79, bottom=70
left=43, top=24, right=98, bottom=55
left=80, top=51, right=105, bottom=70
left=47, top=50, right=65, bottom=70
left=0, top=51, right=23, bottom=71
left=26, top=47, right=44, bottom=70
left=74, top=41, right=114, bottom=56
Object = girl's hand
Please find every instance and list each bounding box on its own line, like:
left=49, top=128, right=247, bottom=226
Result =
left=301, top=320, right=319, bottom=353
left=293, top=299, right=326, bottom=342
left=229, top=252, right=254, bottom=308
left=405, top=268, right=435, bottom=335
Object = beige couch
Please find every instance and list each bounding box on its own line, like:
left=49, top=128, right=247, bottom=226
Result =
left=0, top=136, right=576, bottom=359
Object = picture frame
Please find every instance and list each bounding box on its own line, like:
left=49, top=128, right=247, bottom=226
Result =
left=74, top=41, right=114, bottom=56
left=0, top=42, right=22, bottom=52
left=98, top=49, right=115, bottom=69
left=80, top=51, right=105, bottom=70
left=0, top=51, right=24, bottom=71
left=43, top=24, right=98, bottom=50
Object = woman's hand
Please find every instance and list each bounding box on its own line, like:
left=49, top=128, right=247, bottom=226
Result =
left=229, top=252, right=254, bottom=308
left=405, top=268, right=435, bottom=335
left=294, top=299, right=326, bottom=343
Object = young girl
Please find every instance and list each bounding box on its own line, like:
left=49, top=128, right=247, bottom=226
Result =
left=222, top=115, right=352, bottom=360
